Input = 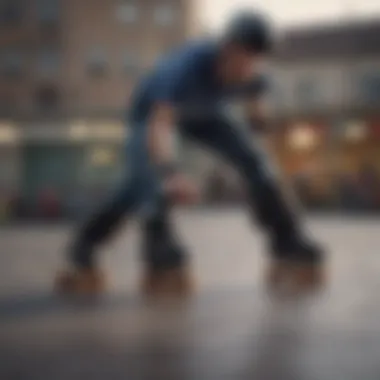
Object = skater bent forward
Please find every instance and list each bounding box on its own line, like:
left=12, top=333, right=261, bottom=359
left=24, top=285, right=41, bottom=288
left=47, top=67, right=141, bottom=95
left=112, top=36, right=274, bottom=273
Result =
left=56, top=11, right=325, bottom=296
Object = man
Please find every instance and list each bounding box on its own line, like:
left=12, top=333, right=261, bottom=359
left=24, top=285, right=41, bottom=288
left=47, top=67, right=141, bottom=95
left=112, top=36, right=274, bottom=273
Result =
left=56, top=11, right=325, bottom=297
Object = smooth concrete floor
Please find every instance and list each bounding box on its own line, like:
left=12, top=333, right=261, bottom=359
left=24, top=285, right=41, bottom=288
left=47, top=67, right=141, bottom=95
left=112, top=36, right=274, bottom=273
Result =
left=1, top=212, right=380, bottom=380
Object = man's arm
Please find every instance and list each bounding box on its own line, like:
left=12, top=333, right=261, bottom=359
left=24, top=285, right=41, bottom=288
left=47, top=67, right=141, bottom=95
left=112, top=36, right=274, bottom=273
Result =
left=146, top=49, right=191, bottom=170
left=148, top=102, right=178, bottom=169
left=146, top=52, right=199, bottom=203
left=148, top=102, right=198, bottom=203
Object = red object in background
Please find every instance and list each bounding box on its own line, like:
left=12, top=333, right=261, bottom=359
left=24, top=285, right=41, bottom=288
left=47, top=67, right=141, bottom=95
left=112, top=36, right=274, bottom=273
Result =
left=38, top=188, right=61, bottom=219
left=368, top=120, right=380, bottom=139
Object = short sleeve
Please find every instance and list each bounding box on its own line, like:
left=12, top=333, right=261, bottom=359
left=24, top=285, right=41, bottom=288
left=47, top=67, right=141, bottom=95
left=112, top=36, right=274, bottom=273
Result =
left=149, top=53, right=193, bottom=104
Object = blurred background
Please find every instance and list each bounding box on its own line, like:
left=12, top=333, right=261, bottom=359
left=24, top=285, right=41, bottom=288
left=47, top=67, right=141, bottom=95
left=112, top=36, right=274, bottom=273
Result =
left=0, top=0, right=380, bottom=223
left=1, top=2, right=380, bottom=379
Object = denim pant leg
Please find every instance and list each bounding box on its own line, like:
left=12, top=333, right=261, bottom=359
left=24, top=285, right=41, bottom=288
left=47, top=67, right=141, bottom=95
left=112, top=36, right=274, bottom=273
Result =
left=72, top=123, right=185, bottom=269
left=122, top=124, right=187, bottom=269
left=182, top=116, right=302, bottom=245
left=72, top=125, right=160, bottom=267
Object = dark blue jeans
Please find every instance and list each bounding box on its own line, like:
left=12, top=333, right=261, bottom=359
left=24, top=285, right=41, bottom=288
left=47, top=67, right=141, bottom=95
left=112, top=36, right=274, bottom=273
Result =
left=182, top=117, right=299, bottom=242
left=72, top=116, right=300, bottom=269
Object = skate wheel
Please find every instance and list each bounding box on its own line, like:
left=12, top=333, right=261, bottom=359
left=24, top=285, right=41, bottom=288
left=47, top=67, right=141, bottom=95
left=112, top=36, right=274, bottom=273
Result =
left=292, top=264, right=324, bottom=290
left=141, top=267, right=193, bottom=299
left=265, top=261, right=325, bottom=294
left=54, top=269, right=106, bottom=296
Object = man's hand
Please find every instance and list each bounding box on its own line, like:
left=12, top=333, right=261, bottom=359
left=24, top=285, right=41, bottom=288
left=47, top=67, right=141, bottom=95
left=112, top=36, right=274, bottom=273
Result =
left=148, top=103, right=177, bottom=165
left=244, top=96, right=273, bottom=134
left=148, top=103, right=199, bottom=204
left=163, top=173, right=199, bottom=205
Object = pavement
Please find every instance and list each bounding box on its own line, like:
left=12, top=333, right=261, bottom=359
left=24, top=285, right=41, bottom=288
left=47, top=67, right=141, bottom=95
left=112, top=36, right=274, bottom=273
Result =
left=1, top=211, right=380, bottom=380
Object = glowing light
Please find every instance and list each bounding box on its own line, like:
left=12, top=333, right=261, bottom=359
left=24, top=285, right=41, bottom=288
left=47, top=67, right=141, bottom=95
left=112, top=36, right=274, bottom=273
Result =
left=90, top=147, right=115, bottom=166
left=288, top=123, right=317, bottom=151
left=69, top=120, right=125, bottom=141
left=0, top=122, right=19, bottom=144
left=69, top=121, right=89, bottom=140
left=344, top=120, right=367, bottom=142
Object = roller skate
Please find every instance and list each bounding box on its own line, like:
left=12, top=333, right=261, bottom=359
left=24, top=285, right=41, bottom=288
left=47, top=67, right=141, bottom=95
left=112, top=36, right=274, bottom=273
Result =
left=266, top=236, right=325, bottom=294
left=55, top=242, right=106, bottom=296
left=140, top=225, right=193, bottom=299
left=55, top=267, right=106, bottom=296
left=141, top=265, right=193, bottom=299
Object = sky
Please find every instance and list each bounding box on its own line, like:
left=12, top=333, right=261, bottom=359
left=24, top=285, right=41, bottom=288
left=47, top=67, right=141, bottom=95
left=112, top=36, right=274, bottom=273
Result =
left=200, top=0, right=380, bottom=30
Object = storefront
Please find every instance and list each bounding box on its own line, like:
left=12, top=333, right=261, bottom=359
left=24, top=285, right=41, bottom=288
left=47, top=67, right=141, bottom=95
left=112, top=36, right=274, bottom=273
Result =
left=0, top=119, right=126, bottom=219
left=271, top=117, right=380, bottom=211
left=330, top=118, right=380, bottom=210
left=271, top=119, right=334, bottom=208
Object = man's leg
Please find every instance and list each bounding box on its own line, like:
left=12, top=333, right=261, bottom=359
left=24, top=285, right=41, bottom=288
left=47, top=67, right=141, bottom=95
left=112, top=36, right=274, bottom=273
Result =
left=56, top=124, right=189, bottom=295
left=141, top=195, right=187, bottom=270
left=183, top=117, right=324, bottom=290
left=55, top=125, right=154, bottom=294
left=140, top=195, right=192, bottom=297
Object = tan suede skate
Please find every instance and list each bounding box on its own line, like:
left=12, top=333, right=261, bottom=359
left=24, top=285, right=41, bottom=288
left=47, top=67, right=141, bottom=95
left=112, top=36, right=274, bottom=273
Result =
left=141, top=266, right=193, bottom=299
left=266, top=259, right=325, bottom=294
left=54, top=268, right=106, bottom=296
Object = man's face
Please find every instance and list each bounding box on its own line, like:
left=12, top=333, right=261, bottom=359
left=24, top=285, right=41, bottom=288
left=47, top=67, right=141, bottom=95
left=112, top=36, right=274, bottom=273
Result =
left=219, top=44, right=263, bottom=83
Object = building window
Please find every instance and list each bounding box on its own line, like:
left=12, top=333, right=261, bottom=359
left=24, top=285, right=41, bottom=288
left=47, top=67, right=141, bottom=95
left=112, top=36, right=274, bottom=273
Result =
left=35, top=85, right=60, bottom=110
left=122, top=52, right=139, bottom=75
left=1, top=52, right=23, bottom=78
left=36, top=49, right=60, bottom=78
left=86, top=47, right=108, bottom=77
left=359, top=73, right=380, bottom=105
left=36, top=0, right=60, bottom=24
left=1, top=0, right=23, bottom=25
left=154, top=4, right=176, bottom=27
left=115, top=1, right=138, bottom=24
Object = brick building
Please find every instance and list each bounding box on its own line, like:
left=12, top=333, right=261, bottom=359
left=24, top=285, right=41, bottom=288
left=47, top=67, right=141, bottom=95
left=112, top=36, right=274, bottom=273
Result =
left=0, top=0, right=197, bottom=215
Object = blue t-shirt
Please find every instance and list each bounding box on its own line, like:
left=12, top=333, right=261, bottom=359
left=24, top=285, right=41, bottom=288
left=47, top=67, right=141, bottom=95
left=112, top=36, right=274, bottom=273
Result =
left=128, top=39, right=266, bottom=125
